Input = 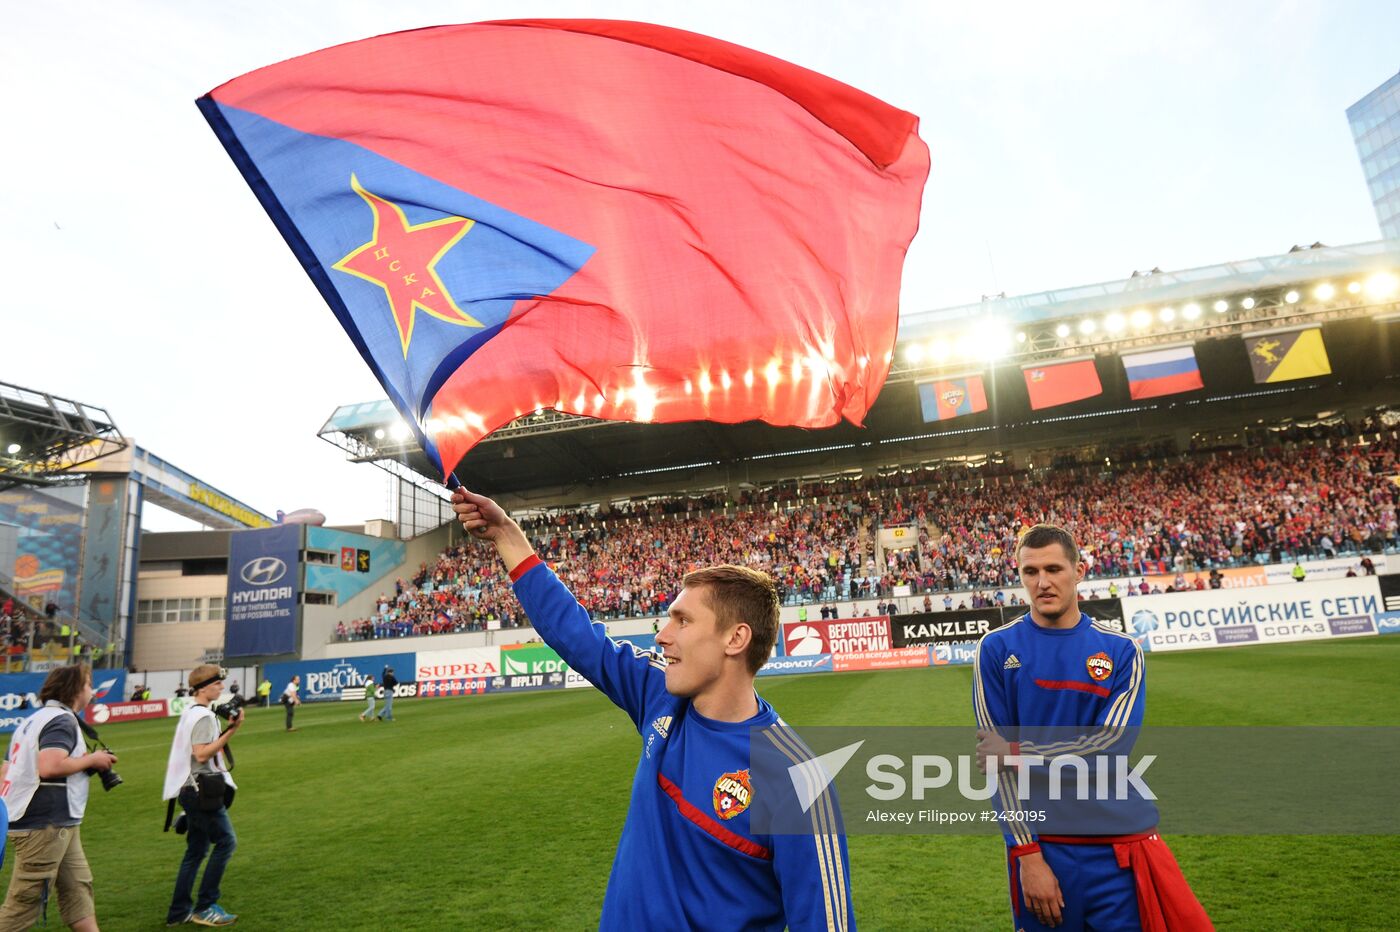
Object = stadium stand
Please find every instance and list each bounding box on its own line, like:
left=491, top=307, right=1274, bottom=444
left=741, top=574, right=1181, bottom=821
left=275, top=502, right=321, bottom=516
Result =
left=334, top=420, right=1398, bottom=642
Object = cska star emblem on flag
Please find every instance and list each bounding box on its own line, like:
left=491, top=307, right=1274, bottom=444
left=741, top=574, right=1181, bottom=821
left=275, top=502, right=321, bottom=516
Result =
left=713, top=769, right=753, bottom=821
left=1086, top=651, right=1113, bottom=682
left=940, top=388, right=965, bottom=408
left=332, top=174, right=484, bottom=357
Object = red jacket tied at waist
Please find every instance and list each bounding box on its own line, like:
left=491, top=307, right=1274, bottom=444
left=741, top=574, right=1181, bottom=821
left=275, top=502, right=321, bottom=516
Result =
left=1040, top=832, right=1213, bottom=931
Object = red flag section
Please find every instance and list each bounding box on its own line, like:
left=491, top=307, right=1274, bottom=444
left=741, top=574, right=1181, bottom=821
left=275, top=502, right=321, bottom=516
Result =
left=1021, top=358, right=1103, bottom=410
left=204, top=21, right=929, bottom=478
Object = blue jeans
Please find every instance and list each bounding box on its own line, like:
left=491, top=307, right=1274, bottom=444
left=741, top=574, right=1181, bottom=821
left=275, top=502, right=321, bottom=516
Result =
left=380, top=691, right=394, bottom=720
left=167, top=787, right=237, bottom=921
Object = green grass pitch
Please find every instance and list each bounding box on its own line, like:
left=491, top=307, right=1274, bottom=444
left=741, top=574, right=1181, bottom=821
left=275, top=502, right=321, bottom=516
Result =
left=7, top=637, right=1397, bottom=930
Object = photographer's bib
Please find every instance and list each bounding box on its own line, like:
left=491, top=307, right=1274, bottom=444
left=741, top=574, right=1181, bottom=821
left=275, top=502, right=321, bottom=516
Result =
left=164, top=706, right=235, bottom=802
left=0, top=704, right=88, bottom=822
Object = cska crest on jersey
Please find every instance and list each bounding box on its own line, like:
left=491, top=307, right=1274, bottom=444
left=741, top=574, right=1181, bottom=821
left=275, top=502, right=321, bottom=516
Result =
left=713, top=769, right=753, bottom=821
left=1086, top=651, right=1113, bottom=682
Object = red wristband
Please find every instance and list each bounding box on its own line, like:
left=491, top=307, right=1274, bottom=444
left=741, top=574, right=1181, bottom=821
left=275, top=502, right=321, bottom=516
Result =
left=1008, top=843, right=1041, bottom=859
left=508, top=553, right=543, bottom=582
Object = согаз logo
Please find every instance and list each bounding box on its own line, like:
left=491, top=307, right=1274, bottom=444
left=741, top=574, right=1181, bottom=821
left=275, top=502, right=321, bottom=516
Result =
left=241, top=557, right=287, bottom=586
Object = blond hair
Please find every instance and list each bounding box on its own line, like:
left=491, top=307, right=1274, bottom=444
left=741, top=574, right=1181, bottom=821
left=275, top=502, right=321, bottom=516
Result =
left=188, top=663, right=222, bottom=691
left=681, top=565, right=780, bottom=674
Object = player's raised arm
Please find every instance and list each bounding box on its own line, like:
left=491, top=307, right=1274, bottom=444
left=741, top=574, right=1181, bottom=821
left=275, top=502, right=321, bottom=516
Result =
left=451, top=488, right=665, bottom=730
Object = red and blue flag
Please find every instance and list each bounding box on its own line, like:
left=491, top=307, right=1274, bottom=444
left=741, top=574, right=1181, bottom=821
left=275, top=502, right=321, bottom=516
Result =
left=916, top=375, right=987, bottom=422
left=198, top=20, right=929, bottom=479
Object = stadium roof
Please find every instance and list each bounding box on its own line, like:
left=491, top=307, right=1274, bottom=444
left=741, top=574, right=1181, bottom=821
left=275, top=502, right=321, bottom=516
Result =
left=898, top=238, right=1400, bottom=337
left=320, top=239, right=1400, bottom=495
left=0, top=380, right=127, bottom=489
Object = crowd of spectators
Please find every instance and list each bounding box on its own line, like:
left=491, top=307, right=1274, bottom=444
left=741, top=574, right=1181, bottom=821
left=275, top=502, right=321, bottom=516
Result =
left=1, top=594, right=36, bottom=657
left=0, top=596, right=79, bottom=668
left=334, top=427, right=1400, bottom=643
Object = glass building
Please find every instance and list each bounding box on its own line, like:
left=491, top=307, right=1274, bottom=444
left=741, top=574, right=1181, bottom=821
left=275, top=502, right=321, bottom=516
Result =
left=1348, top=70, right=1400, bottom=241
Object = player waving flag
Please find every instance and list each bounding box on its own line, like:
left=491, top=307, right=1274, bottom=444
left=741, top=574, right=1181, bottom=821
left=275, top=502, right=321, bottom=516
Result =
left=453, top=487, right=853, bottom=931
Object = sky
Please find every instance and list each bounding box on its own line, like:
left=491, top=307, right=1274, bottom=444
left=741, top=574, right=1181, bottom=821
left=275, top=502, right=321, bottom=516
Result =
left=2, top=1, right=1397, bottom=530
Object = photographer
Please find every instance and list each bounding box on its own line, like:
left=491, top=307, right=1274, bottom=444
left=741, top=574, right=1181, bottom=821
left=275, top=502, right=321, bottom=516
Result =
left=163, top=665, right=242, bottom=927
left=0, top=662, right=117, bottom=932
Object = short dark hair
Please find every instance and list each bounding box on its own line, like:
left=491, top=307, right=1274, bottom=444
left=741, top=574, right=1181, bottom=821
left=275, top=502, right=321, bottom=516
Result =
left=38, top=663, right=91, bottom=708
left=1016, top=524, right=1080, bottom=564
left=681, top=565, right=780, bottom=675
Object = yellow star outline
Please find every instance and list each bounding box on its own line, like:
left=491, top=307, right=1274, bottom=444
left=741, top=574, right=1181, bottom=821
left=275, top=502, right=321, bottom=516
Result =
left=332, top=173, right=483, bottom=357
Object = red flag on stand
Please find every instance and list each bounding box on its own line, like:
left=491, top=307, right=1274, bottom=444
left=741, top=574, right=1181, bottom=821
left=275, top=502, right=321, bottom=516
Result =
left=1022, top=358, right=1103, bottom=410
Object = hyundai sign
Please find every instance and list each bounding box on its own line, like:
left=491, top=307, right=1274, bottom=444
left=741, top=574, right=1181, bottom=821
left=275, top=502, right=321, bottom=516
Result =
left=225, top=525, right=302, bottom=657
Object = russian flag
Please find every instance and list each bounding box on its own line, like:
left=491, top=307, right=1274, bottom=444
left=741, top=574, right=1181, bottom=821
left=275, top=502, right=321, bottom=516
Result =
left=1122, top=345, right=1204, bottom=399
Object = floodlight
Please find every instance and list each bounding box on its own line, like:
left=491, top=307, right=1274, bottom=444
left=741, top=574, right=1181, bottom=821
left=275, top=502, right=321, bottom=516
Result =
left=1365, top=272, right=1399, bottom=299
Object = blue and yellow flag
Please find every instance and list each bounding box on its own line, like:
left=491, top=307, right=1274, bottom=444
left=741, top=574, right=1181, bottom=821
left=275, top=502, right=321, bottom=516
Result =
left=1243, top=327, right=1330, bottom=383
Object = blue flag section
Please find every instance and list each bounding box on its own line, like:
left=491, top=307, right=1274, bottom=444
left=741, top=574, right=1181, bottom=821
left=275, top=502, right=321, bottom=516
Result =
left=202, top=102, right=595, bottom=473
left=225, top=525, right=302, bottom=657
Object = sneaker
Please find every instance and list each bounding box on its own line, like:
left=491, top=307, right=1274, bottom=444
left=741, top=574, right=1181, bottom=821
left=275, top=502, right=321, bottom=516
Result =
left=192, top=904, right=237, bottom=926
left=167, top=914, right=192, bottom=926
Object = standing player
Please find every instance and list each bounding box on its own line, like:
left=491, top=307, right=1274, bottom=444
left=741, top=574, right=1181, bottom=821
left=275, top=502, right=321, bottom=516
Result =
left=358, top=674, right=376, bottom=722
left=451, top=488, right=853, bottom=931
left=280, top=677, right=301, bottom=732
left=974, top=525, right=1212, bottom=930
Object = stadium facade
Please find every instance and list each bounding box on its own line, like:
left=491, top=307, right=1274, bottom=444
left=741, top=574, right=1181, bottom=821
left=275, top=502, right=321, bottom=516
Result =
left=1348, top=69, right=1400, bottom=240
left=0, top=386, right=273, bottom=671
left=320, top=239, right=1400, bottom=502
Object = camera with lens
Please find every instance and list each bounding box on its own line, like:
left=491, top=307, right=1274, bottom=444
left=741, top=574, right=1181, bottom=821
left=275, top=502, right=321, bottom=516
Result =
left=77, top=719, right=122, bottom=791
left=213, top=691, right=248, bottom=721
